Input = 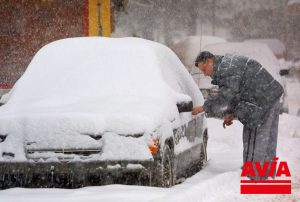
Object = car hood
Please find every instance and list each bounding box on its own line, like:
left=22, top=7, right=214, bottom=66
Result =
left=0, top=96, right=184, bottom=161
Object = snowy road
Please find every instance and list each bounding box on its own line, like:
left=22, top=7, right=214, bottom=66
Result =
left=1, top=114, right=299, bottom=202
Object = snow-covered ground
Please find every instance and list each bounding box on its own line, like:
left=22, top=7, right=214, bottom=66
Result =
left=1, top=113, right=299, bottom=202
left=285, top=77, right=300, bottom=116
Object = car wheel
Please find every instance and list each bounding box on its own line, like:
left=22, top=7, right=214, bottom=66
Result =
left=153, top=144, right=175, bottom=187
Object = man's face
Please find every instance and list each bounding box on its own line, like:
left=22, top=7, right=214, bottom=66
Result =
left=197, top=58, right=214, bottom=77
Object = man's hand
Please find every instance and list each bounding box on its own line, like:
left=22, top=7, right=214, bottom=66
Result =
left=192, top=106, right=204, bottom=115
left=223, top=113, right=234, bottom=128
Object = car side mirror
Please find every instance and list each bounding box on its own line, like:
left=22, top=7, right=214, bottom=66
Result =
left=177, top=100, right=193, bottom=113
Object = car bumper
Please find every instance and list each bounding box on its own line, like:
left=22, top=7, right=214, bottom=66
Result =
left=0, top=160, right=153, bottom=189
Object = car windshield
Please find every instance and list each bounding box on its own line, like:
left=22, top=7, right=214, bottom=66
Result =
left=7, top=38, right=171, bottom=107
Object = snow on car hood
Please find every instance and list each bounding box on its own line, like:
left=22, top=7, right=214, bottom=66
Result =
left=0, top=95, right=179, bottom=161
left=0, top=37, right=203, bottom=161
left=1, top=96, right=175, bottom=146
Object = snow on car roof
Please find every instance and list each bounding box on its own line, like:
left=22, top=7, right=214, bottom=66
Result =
left=0, top=37, right=203, bottom=161
left=202, top=41, right=283, bottom=85
left=245, top=38, right=286, bottom=55
left=6, top=37, right=202, bottom=106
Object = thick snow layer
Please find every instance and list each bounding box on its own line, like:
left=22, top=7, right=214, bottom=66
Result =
left=0, top=37, right=204, bottom=161
left=245, top=39, right=286, bottom=56
left=96, top=132, right=153, bottom=161
left=1, top=113, right=299, bottom=202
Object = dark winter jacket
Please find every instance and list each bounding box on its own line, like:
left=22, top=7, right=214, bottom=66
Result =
left=203, top=54, right=284, bottom=128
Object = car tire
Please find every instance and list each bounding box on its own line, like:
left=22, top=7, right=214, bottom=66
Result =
left=153, top=144, right=175, bottom=187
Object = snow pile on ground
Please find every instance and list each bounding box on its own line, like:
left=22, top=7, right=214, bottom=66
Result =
left=0, top=37, right=203, bottom=161
left=279, top=113, right=300, bottom=138
left=1, top=113, right=299, bottom=202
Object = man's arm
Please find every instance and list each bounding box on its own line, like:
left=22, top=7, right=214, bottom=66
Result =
left=203, top=75, right=241, bottom=117
left=223, top=113, right=234, bottom=128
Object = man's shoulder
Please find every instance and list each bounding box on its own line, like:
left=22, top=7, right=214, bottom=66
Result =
left=217, top=54, right=248, bottom=76
left=223, top=53, right=249, bottom=64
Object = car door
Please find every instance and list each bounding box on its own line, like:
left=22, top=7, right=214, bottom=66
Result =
left=173, top=112, right=205, bottom=178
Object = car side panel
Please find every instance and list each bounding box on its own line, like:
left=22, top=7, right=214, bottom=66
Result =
left=173, top=114, right=205, bottom=178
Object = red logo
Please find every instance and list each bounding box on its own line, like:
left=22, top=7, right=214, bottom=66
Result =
left=240, top=157, right=291, bottom=194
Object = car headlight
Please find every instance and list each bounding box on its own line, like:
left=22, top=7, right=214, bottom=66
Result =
left=148, top=136, right=160, bottom=155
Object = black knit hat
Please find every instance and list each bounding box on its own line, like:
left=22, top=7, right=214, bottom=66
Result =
left=195, top=51, right=215, bottom=66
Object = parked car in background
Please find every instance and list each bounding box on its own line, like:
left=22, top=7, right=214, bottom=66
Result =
left=171, top=35, right=227, bottom=99
left=202, top=41, right=289, bottom=113
left=245, top=38, right=290, bottom=76
left=171, top=35, right=227, bottom=70
left=0, top=37, right=208, bottom=189
left=245, top=38, right=286, bottom=59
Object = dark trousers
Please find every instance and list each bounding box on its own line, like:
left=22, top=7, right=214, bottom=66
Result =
left=242, top=99, right=281, bottom=179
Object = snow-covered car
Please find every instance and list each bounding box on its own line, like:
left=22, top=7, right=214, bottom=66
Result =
left=0, top=37, right=208, bottom=189
left=202, top=41, right=289, bottom=113
left=245, top=38, right=290, bottom=76
left=171, top=35, right=227, bottom=99
left=244, top=38, right=286, bottom=59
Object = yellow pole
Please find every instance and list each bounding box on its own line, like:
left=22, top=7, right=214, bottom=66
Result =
left=88, top=0, right=98, bottom=36
left=88, top=0, right=111, bottom=37
left=100, top=0, right=111, bottom=37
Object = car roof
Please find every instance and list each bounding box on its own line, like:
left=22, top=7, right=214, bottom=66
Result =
left=3, top=37, right=204, bottom=114
left=6, top=38, right=180, bottom=103
left=244, top=38, right=286, bottom=55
